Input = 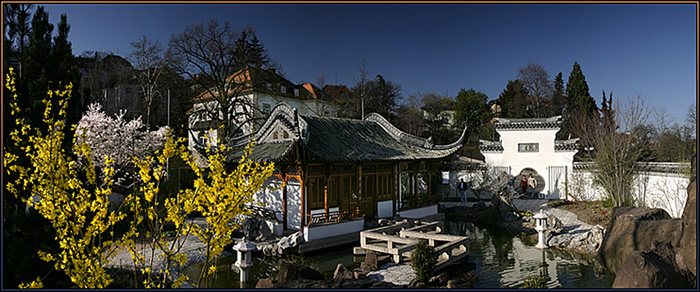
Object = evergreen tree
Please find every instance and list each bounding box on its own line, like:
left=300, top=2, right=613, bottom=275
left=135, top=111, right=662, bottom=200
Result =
left=363, top=74, right=401, bottom=119
left=550, top=72, right=566, bottom=116
left=4, top=4, right=33, bottom=69
left=562, top=62, right=598, bottom=138
left=248, top=34, right=267, bottom=68
left=496, top=79, right=529, bottom=118
left=454, top=88, right=491, bottom=139
left=23, top=6, right=53, bottom=129
left=600, top=90, right=616, bottom=132
left=565, top=62, right=598, bottom=117
left=50, top=14, right=81, bottom=149
left=233, top=28, right=271, bottom=69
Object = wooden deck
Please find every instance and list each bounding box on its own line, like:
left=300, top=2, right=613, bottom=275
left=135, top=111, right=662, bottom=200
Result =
left=359, top=220, right=469, bottom=271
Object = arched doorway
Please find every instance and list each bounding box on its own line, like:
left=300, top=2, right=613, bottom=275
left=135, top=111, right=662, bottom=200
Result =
left=514, top=168, right=545, bottom=195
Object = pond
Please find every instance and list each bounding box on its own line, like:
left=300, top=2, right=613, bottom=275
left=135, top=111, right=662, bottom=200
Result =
left=184, top=220, right=613, bottom=288
left=444, top=221, right=613, bottom=288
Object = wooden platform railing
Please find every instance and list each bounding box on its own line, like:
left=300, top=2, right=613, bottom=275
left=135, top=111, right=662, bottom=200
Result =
left=360, top=220, right=470, bottom=267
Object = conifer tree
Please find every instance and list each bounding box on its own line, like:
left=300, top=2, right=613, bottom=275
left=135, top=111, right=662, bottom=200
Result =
left=562, top=62, right=598, bottom=138
left=23, top=6, right=53, bottom=128
left=565, top=62, right=598, bottom=117
left=496, top=79, right=529, bottom=118
left=550, top=72, right=566, bottom=116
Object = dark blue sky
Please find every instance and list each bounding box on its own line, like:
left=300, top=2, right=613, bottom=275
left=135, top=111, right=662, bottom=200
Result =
left=43, top=4, right=696, bottom=124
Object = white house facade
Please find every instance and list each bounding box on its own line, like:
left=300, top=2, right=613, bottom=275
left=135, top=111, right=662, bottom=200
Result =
left=479, top=116, right=579, bottom=199
left=187, top=68, right=338, bottom=151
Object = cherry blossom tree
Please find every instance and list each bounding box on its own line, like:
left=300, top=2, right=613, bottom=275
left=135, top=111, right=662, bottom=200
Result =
left=75, top=103, right=168, bottom=175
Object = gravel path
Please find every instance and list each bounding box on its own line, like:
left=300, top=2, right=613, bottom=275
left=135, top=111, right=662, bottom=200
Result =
left=106, top=235, right=209, bottom=271
left=513, top=199, right=598, bottom=230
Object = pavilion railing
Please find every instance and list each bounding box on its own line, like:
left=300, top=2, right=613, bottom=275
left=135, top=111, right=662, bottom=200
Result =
left=305, top=207, right=364, bottom=226
left=399, top=194, right=442, bottom=211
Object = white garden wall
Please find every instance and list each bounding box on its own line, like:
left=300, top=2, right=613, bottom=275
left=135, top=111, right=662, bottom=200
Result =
left=568, top=168, right=690, bottom=218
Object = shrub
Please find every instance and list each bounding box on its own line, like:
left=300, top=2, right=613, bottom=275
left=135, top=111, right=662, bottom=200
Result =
left=410, top=240, right=437, bottom=283
left=521, top=274, right=547, bottom=288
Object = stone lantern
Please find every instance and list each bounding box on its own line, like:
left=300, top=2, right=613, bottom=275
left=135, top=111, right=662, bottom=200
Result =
left=233, top=237, right=256, bottom=284
left=533, top=209, right=549, bottom=249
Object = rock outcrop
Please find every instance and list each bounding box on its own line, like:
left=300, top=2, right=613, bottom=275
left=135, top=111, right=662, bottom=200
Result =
left=548, top=224, right=605, bottom=254
left=677, top=156, right=696, bottom=277
left=361, top=251, right=378, bottom=272
left=333, top=263, right=354, bottom=281
left=599, top=156, right=696, bottom=288
left=612, top=242, right=692, bottom=288
left=597, top=207, right=682, bottom=273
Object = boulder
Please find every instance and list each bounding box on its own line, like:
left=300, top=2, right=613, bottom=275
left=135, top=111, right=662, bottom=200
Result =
left=676, top=157, right=696, bottom=277
left=548, top=224, right=605, bottom=254
left=353, top=269, right=367, bottom=280
left=597, top=207, right=682, bottom=273
left=613, top=243, right=692, bottom=288
left=277, top=263, right=324, bottom=284
left=446, top=280, right=456, bottom=288
left=255, top=278, right=274, bottom=288
left=361, top=251, right=378, bottom=272
left=378, top=219, right=391, bottom=226
left=333, top=263, right=354, bottom=281
left=547, top=214, right=563, bottom=233
left=277, top=231, right=305, bottom=253
left=408, top=278, right=425, bottom=288
left=428, top=272, right=450, bottom=286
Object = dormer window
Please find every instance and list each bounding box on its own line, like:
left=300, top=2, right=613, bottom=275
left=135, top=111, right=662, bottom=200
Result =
left=281, top=86, right=287, bottom=94
left=263, top=103, right=271, bottom=113
left=294, top=88, right=299, bottom=97
left=266, top=82, right=272, bottom=89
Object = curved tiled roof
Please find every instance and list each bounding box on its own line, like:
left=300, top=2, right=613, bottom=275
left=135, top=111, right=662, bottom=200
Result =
left=555, top=138, right=580, bottom=152
left=302, top=114, right=466, bottom=162
left=494, top=116, right=562, bottom=130
left=229, top=103, right=467, bottom=163
left=479, top=140, right=504, bottom=152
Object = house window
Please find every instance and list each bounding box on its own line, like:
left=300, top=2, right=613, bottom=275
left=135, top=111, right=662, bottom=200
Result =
left=281, top=86, right=286, bottom=94
left=518, top=143, right=539, bottom=152
left=197, top=131, right=208, bottom=147
left=294, top=88, right=299, bottom=97
left=262, top=103, right=271, bottom=113
left=266, top=82, right=272, bottom=89
left=327, top=176, right=339, bottom=207
left=308, top=176, right=325, bottom=209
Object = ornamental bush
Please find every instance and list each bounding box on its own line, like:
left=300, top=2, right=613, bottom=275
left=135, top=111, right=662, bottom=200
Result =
left=522, top=274, right=548, bottom=288
left=4, top=67, right=275, bottom=289
left=410, top=240, right=437, bottom=283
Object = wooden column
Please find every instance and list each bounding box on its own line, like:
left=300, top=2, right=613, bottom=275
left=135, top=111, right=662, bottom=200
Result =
left=323, top=186, right=329, bottom=220
left=393, top=163, right=399, bottom=217
left=280, top=171, right=287, bottom=229
left=300, top=165, right=306, bottom=227
left=324, top=166, right=330, bottom=220
left=357, top=164, right=363, bottom=217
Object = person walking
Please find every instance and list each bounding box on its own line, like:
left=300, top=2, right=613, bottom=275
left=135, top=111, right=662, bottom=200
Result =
left=458, top=178, right=468, bottom=206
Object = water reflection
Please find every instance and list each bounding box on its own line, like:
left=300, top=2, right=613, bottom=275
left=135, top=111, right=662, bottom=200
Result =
left=445, top=221, right=613, bottom=288
left=185, top=221, right=612, bottom=288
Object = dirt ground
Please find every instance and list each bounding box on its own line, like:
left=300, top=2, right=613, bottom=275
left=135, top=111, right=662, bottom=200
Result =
left=550, top=200, right=613, bottom=227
